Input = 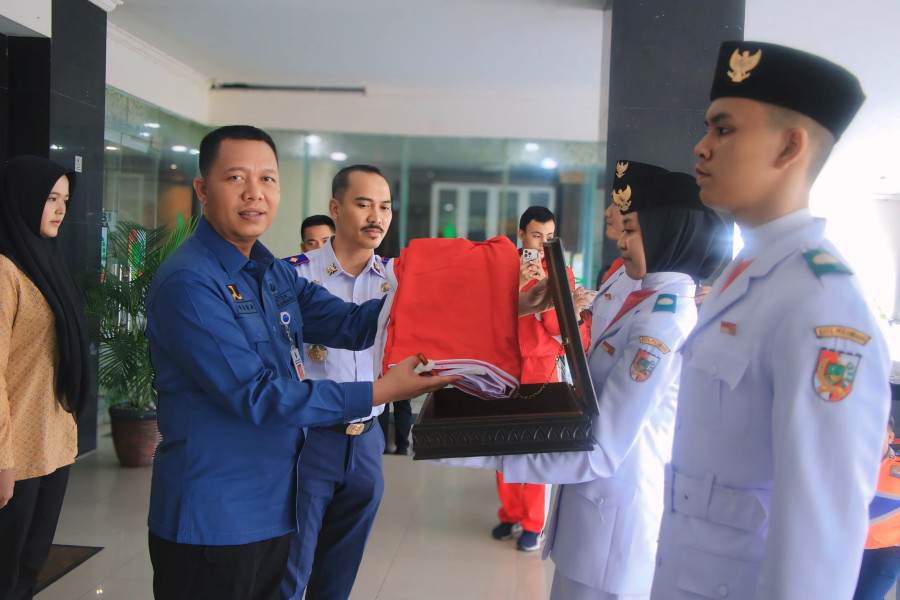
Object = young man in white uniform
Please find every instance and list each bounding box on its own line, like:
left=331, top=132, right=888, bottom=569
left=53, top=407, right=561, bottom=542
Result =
left=650, top=42, right=892, bottom=600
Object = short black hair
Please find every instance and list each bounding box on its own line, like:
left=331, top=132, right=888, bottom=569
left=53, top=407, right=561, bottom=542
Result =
left=301, top=214, right=335, bottom=240
left=198, top=125, right=278, bottom=177
left=332, top=165, right=386, bottom=200
left=519, top=206, right=555, bottom=232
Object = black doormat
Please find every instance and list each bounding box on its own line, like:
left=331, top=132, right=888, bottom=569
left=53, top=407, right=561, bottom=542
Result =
left=35, top=544, right=103, bottom=593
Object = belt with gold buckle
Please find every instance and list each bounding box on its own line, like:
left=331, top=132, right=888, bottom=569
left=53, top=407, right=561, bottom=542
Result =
left=321, top=417, right=376, bottom=436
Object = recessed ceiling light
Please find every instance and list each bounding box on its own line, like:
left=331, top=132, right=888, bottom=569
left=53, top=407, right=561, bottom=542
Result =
left=50, top=144, right=62, bottom=150
left=171, top=145, right=187, bottom=152
left=525, top=143, right=540, bottom=152
left=169, top=163, right=178, bottom=170
left=105, top=146, right=118, bottom=151
left=306, top=134, right=322, bottom=145
left=330, top=152, right=347, bottom=161
left=144, top=122, right=161, bottom=129
left=541, top=158, right=557, bottom=169
left=189, top=148, right=200, bottom=155
left=139, top=131, right=151, bottom=138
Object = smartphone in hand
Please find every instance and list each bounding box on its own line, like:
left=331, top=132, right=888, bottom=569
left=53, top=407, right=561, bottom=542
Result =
left=521, top=248, right=539, bottom=264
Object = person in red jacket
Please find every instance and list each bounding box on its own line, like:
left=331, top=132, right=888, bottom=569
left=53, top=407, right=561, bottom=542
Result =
left=492, top=206, right=589, bottom=552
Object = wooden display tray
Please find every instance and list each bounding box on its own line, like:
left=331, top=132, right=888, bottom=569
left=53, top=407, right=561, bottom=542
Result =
left=412, top=238, right=598, bottom=460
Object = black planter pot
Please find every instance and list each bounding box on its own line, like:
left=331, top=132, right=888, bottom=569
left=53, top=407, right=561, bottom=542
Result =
left=108, top=405, right=160, bottom=467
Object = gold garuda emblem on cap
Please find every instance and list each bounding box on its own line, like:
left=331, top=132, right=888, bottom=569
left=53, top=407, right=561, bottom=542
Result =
left=615, top=161, right=629, bottom=178
left=728, top=48, right=762, bottom=83
left=611, top=185, right=632, bottom=211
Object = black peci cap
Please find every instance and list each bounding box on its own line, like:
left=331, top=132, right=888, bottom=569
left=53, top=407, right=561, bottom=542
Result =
left=620, top=171, right=703, bottom=215
left=610, top=160, right=668, bottom=213
left=710, top=41, right=865, bottom=140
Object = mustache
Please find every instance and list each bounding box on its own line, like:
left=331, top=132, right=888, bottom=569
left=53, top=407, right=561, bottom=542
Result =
left=362, top=225, right=384, bottom=233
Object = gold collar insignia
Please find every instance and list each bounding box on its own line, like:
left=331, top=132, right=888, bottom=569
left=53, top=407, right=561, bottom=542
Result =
left=615, top=161, right=629, bottom=178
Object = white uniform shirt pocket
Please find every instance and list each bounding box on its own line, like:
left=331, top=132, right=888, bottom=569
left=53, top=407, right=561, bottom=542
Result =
left=677, top=546, right=760, bottom=599
left=684, top=345, right=751, bottom=435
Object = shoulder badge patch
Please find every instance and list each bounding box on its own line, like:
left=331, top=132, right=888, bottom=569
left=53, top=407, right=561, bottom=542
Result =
left=630, top=349, right=660, bottom=382
left=282, top=254, right=309, bottom=265
left=652, top=294, right=677, bottom=313
left=813, top=348, right=861, bottom=402
left=802, top=250, right=852, bottom=278
left=815, top=325, right=870, bottom=345
left=639, top=336, right=670, bottom=354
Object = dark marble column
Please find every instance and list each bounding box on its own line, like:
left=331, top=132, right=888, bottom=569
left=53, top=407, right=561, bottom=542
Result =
left=49, top=0, right=107, bottom=455
left=600, top=0, right=744, bottom=273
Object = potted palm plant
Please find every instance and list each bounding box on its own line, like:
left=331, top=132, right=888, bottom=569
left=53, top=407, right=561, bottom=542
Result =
left=82, top=214, right=198, bottom=467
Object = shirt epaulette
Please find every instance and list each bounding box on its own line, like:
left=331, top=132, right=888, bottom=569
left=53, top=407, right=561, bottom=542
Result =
left=802, top=249, right=852, bottom=277
left=652, top=294, right=677, bottom=313
left=282, top=254, right=310, bottom=265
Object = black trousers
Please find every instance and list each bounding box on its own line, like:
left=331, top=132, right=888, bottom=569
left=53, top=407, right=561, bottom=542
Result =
left=148, top=531, right=291, bottom=600
left=0, top=465, right=71, bottom=600
left=378, top=399, right=413, bottom=451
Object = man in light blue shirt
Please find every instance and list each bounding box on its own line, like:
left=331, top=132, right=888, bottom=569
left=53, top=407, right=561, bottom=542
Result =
left=281, top=165, right=396, bottom=600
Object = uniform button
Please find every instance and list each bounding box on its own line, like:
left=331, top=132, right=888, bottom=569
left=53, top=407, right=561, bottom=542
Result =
left=269, top=283, right=276, bottom=291
left=718, top=584, right=728, bottom=597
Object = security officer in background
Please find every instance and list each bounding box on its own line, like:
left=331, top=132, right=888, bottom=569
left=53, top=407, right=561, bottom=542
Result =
left=281, top=165, right=396, bottom=600
left=299, top=214, right=335, bottom=253
left=854, top=415, right=900, bottom=599
left=144, top=126, right=458, bottom=600
left=650, top=43, right=892, bottom=600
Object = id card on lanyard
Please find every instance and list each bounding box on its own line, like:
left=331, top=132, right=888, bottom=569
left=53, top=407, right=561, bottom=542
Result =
left=280, top=311, right=306, bottom=381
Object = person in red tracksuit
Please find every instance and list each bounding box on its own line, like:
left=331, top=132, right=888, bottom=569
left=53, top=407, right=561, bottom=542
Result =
left=492, top=205, right=590, bottom=552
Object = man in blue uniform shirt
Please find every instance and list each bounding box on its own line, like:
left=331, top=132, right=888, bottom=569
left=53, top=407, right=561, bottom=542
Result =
left=281, top=164, right=396, bottom=600
left=650, top=43, right=892, bottom=600
left=144, top=126, right=458, bottom=600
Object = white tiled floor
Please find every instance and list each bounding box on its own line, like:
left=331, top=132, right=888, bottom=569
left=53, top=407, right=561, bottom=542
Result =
left=37, top=428, right=554, bottom=600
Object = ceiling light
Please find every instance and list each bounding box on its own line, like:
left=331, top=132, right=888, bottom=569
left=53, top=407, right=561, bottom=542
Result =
left=171, top=145, right=187, bottom=152
left=50, top=144, right=62, bottom=150
left=330, top=152, right=347, bottom=161
left=139, top=131, right=151, bottom=138
left=525, top=143, right=540, bottom=152
left=105, top=146, right=119, bottom=151
left=306, top=134, right=321, bottom=145
left=541, top=158, right=557, bottom=169
left=169, top=164, right=178, bottom=170
left=189, top=148, right=200, bottom=155
left=144, top=122, right=160, bottom=129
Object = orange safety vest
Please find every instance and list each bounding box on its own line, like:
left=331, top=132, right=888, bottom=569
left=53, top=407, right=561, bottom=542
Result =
left=865, top=455, right=900, bottom=549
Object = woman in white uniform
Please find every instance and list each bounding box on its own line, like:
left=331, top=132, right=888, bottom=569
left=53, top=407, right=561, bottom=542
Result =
left=499, top=168, right=730, bottom=600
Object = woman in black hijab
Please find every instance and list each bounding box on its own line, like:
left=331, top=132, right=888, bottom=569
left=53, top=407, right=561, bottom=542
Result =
left=0, top=155, right=90, bottom=599
left=499, top=166, right=731, bottom=600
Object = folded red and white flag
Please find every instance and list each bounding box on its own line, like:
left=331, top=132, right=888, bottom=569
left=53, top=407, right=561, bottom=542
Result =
left=374, top=236, right=522, bottom=399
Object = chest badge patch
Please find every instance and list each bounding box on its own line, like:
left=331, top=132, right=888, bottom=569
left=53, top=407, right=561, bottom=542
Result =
left=604, top=293, right=612, bottom=300
left=600, top=341, right=615, bottom=355
left=307, top=344, right=328, bottom=362
left=226, top=284, right=243, bottom=301
left=630, top=349, right=660, bottom=382
left=326, top=263, right=338, bottom=276
left=381, top=282, right=391, bottom=292
left=814, top=348, right=861, bottom=402
left=720, top=321, right=737, bottom=336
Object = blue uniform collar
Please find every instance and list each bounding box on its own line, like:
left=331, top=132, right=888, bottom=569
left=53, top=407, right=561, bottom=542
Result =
left=194, top=216, right=275, bottom=277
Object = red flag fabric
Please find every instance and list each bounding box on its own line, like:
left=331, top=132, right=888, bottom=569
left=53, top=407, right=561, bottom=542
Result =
left=380, top=236, right=522, bottom=399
